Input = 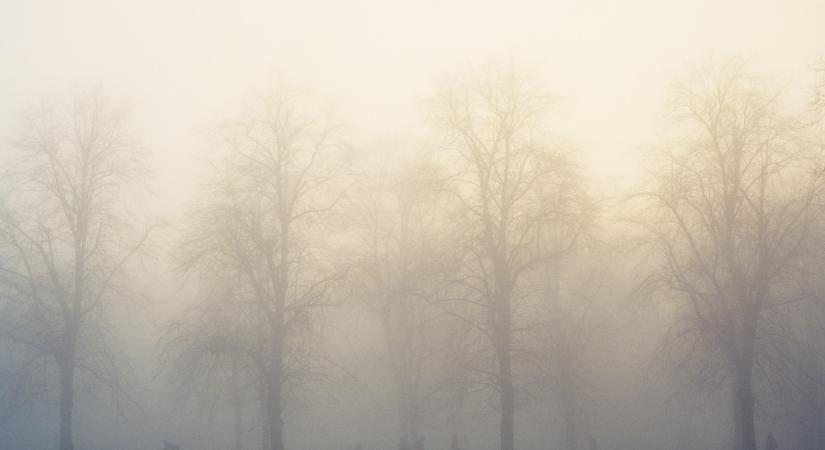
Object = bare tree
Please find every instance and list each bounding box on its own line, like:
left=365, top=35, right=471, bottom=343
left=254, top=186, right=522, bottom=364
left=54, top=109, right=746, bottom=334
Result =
left=430, top=61, right=585, bottom=450
left=347, top=154, right=471, bottom=450
left=0, top=91, right=150, bottom=450
left=523, top=145, right=595, bottom=450
left=633, top=59, right=825, bottom=450
left=163, top=282, right=261, bottom=450
left=526, top=248, right=607, bottom=450
left=177, top=82, right=343, bottom=450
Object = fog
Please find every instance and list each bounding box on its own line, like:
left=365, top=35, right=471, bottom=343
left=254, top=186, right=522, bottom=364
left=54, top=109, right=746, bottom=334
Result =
left=1, top=1, right=824, bottom=450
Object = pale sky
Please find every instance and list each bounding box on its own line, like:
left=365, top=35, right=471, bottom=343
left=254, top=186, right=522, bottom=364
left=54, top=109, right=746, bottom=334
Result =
left=2, top=0, right=824, bottom=214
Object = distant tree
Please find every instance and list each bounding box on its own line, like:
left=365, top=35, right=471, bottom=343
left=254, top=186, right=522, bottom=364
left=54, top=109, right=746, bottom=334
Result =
left=633, top=60, right=825, bottom=450
left=430, top=61, right=587, bottom=450
left=164, top=283, right=258, bottom=450
left=528, top=248, right=606, bottom=450
left=175, top=81, right=344, bottom=450
left=523, top=144, right=595, bottom=450
left=348, top=154, right=470, bottom=450
left=0, top=91, right=150, bottom=450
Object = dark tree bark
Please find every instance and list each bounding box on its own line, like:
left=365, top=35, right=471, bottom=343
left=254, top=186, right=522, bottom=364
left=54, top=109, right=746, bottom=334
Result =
left=58, top=356, right=75, bottom=450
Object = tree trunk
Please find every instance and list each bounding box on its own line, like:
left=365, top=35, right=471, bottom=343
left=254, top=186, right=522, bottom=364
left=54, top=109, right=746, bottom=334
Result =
left=560, top=364, right=579, bottom=450
left=232, top=361, right=244, bottom=450
left=260, top=385, right=271, bottom=450
left=398, top=391, right=412, bottom=450
left=732, top=328, right=757, bottom=450
left=499, top=351, right=515, bottom=450
left=733, top=370, right=757, bottom=450
left=798, top=324, right=825, bottom=449
left=496, top=291, right=515, bottom=450
left=267, top=374, right=285, bottom=450
left=732, top=310, right=758, bottom=450
left=268, top=210, right=289, bottom=450
left=58, top=356, right=75, bottom=450
left=396, top=352, right=422, bottom=450
left=395, top=334, right=411, bottom=450
left=409, top=406, right=422, bottom=450
left=266, top=334, right=286, bottom=450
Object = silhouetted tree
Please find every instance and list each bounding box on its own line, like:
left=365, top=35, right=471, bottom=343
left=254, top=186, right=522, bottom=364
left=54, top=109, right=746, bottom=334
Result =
left=524, top=157, right=595, bottom=450
left=529, top=249, right=606, bottom=450
left=164, top=283, right=258, bottom=450
left=176, top=81, right=344, bottom=450
left=634, top=59, right=825, bottom=450
left=0, top=91, right=150, bottom=450
left=430, top=61, right=586, bottom=450
left=348, top=155, right=469, bottom=450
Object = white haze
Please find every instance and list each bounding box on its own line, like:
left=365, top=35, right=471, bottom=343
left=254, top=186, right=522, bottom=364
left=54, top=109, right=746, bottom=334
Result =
left=3, top=0, right=824, bottom=215
left=2, top=1, right=825, bottom=450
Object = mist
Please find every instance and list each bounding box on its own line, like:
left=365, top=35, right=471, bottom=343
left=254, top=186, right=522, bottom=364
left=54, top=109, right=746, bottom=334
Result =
left=1, top=1, right=825, bottom=450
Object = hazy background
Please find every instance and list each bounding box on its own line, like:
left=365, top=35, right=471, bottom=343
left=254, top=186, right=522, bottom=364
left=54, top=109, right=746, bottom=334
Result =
left=1, top=1, right=825, bottom=450
left=3, top=0, right=824, bottom=214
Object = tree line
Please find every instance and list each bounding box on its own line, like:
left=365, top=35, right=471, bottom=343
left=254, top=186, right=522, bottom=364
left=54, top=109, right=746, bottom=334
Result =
left=1, top=58, right=825, bottom=450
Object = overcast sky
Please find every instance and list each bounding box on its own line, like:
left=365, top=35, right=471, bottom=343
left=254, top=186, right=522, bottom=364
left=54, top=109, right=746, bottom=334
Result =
left=2, top=0, right=824, bottom=214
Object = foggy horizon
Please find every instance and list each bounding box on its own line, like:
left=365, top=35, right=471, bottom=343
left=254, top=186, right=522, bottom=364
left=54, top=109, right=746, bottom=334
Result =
left=1, top=1, right=825, bottom=450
